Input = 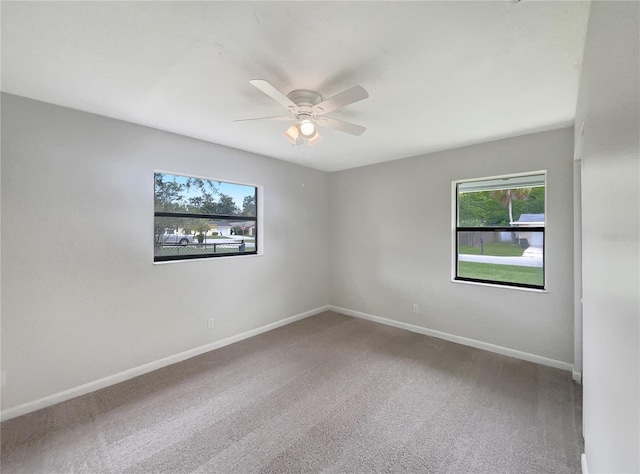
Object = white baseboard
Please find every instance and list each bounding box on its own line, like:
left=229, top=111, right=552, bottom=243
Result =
left=329, top=305, right=574, bottom=372
left=581, top=453, right=588, bottom=474
left=572, top=370, right=582, bottom=385
left=1, top=305, right=330, bottom=422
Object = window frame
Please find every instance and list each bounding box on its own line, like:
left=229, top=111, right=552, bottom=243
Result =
left=452, top=171, right=547, bottom=291
left=154, top=171, right=259, bottom=263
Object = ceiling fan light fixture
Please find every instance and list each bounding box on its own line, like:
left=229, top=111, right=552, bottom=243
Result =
left=299, top=119, right=316, bottom=137
left=283, top=125, right=300, bottom=145
left=307, top=131, right=323, bottom=146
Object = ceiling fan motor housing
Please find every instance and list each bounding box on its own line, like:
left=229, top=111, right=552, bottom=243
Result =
left=287, top=89, right=323, bottom=118
left=287, top=89, right=322, bottom=107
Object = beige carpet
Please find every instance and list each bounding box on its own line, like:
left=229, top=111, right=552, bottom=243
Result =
left=1, top=311, right=583, bottom=473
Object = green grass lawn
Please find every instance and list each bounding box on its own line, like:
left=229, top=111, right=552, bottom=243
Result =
left=458, top=242, right=524, bottom=257
left=458, top=261, right=543, bottom=286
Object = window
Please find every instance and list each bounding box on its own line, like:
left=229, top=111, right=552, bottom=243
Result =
left=454, top=172, right=546, bottom=289
left=154, top=172, right=258, bottom=262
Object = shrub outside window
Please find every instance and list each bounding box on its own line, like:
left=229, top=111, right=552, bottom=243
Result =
left=154, top=172, right=258, bottom=262
left=455, top=172, right=546, bottom=289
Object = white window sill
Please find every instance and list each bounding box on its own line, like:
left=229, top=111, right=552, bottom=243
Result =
left=451, top=278, right=548, bottom=293
left=153, top=252, right=263, bottom=265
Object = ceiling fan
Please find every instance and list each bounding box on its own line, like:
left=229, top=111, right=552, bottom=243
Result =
left=234, top=80, right=369, bottom=146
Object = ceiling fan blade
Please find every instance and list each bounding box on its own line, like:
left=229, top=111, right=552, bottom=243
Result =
left=315, top=117, right=366, bottom=136
left=233, top=116, right=292, bottom=122
left=249, top=79, right=297, bottom=110
left=312, top=85, right=369, bottom=115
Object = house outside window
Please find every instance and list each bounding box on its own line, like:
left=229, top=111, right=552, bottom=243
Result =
left=154, top=172, right=258, bottom=262
left=454, top=172, right=546, bottom=290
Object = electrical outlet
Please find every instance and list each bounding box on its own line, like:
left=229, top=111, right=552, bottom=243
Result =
left=207, top=318, right=215, bottom=329
left=412, top=304, right=419, bottom=314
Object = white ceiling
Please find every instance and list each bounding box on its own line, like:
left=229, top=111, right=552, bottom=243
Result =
left=1, top=1, right=590, bottom=172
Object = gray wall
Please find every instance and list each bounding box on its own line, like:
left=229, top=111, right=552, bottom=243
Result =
left=329, top=128, right=574, bottom=364
left=0, top=95, right=582, bottom=422
left=574, top=2, right=640, bottom=472
left=1, top=94, right=330, bottom=411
